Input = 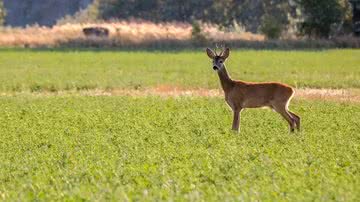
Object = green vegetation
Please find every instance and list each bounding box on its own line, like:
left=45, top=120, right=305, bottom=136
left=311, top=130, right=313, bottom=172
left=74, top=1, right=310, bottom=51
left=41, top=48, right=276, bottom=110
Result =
left=298, top=0, right=346, bottom=38
left=0, top=96, right=359, bottom=201
left=260, top=15, right=284, bottom=39
left=97, top=0, right=351, bottom=37
left=0, top=49, right=359, bottom=92
left=0, top=49, right=359, bottom=201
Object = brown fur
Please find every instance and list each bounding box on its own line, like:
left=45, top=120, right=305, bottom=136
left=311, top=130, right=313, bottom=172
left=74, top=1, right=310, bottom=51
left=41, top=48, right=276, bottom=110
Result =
left=206, top=47, right=300, bottom=133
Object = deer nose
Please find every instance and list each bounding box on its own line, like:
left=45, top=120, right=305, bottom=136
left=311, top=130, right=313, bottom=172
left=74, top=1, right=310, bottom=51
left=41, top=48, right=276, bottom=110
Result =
left=213, top=66, right=218, bottom=70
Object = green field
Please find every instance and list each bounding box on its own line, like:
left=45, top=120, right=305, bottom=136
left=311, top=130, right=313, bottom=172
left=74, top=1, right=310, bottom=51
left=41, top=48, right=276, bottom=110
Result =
left=0, top=49, right=360, bottom=201
left=0, top=49, right=359, bottom=92
left=0, top=96, right=359, bottom=201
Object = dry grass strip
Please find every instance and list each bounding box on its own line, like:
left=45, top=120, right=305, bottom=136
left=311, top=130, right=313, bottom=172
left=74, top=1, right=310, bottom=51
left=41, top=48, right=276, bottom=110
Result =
left=1, top=87, right=360, bottom=103
left=0, top=21, right=263, bottom=48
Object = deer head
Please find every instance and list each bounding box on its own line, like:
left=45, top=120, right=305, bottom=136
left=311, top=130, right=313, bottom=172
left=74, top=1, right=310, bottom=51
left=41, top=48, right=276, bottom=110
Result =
left=206, top=47, right=230, bottom=71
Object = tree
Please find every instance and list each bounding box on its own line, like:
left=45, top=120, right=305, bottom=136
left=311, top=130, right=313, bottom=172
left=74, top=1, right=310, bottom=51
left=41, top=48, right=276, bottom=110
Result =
left=0, top=0, right=5, bottom=25
left=298, top=0, right=345, bottom=38
left=99, top=0, right=212, bottom=22
left=259, top=0, right=294, bottom=39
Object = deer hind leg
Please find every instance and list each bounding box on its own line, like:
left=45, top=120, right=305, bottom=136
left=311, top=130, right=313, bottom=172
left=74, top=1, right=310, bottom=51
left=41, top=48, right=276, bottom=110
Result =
left=288, top=111, right=300, bottom=131
left=285, top=94, right=300, bottom=131
left=272, top=104, right=296, bottom=132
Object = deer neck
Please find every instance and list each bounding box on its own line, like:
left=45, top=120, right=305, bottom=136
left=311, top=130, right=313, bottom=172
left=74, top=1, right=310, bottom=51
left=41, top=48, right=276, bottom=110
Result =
left=217, top=65, right=234, bottom=92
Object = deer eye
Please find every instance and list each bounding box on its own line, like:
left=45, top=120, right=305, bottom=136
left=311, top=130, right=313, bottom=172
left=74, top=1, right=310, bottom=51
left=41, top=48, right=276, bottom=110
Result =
left=219, top=61, right=223, bottom=63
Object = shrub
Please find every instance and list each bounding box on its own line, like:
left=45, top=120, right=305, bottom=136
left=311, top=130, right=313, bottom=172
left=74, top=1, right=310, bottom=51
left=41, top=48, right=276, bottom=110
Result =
left=191, top=21, right=207, bottom=45
left=260, top=15, right=284, bottom=39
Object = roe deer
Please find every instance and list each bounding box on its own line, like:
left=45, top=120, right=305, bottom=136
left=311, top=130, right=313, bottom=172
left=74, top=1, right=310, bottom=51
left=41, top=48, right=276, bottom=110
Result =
left=206, top=47, right=300, bottom=133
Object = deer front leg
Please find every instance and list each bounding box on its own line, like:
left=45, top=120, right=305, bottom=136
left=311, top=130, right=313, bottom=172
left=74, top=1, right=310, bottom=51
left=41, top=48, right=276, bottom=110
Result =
left=232, top=109, right=242, bottom=133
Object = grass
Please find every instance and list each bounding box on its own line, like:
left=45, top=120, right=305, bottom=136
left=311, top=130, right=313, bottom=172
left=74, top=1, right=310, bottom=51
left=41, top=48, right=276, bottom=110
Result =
left=1, top=48, right=359, bottom=201
left=0, top=96, right=359, bottom=201
left=0, top=49, right=359, bottom=92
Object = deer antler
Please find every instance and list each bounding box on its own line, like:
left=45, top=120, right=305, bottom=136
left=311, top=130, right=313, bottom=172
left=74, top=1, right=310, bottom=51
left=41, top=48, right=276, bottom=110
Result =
left=217, top=44, right=226, bottom=56
left=214, top=43, right=220, bottom=56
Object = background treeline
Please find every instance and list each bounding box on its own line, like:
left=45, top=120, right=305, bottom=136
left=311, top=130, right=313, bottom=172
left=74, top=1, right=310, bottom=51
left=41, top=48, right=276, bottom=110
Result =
left=0, top=0, right=355, bottom=40
left=95, top=0, right=353, bottom=38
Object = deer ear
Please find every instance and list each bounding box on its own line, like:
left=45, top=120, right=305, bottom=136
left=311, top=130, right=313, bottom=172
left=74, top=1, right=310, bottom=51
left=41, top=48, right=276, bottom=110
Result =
left=206, top=48, right=216, bottom=59
left=221, top=48, right=230, bottom=59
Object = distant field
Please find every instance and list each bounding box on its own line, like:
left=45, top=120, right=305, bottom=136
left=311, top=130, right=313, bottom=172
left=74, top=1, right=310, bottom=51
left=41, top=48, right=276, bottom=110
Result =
left=0, top=96, right=359, bottom=201
left=0, top=49, right=359, bottom=92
